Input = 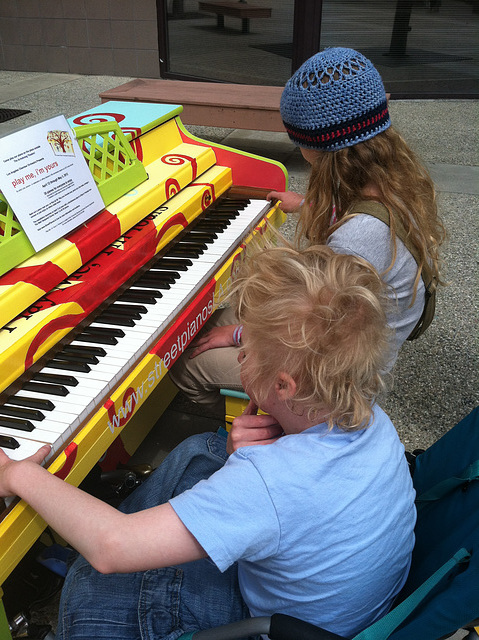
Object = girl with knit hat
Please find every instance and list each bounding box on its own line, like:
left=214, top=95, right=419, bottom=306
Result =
left=169, top=47, right=445, bottom=417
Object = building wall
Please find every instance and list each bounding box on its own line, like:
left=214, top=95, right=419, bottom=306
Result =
left=0, top=0, right=160, bottom=77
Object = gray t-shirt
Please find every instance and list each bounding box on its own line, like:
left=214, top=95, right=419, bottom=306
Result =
left=327, top=214, right=424, bottom=362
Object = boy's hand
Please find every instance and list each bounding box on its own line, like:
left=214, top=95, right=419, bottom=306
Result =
left=0, top=445, right=51, bottom=497
left=227, top=401, right=284, bottom=454
left=189, top=325, right=236, bottom=359
left=266, top=190, right=304, bottom=213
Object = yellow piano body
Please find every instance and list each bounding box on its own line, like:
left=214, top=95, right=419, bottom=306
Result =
left=0, top=101, right=287, bottom=629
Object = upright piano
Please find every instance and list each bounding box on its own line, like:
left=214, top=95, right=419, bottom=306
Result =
left=0, top=101, right=287, bottom=626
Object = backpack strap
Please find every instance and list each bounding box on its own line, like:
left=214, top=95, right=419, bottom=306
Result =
left=415, top=459, right=479, bottom=508
left=349, top=200, right=436, bottom=341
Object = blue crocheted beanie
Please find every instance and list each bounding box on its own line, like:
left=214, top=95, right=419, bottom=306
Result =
left=280, top=47, right=391, bottom=151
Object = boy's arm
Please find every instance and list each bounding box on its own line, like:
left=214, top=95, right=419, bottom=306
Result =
left=0, top=447, right=206, bottom=574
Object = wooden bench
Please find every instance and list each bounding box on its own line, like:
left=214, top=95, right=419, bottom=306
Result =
left=99, top=78, right=285, bottom=132
left=198, top=1, right=272, bottom=34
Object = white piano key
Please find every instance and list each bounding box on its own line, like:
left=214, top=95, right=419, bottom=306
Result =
left=1, top=437, right=49, bottom=461
left=0, top=427, right=65, bottom=450
left=69, top=340, right=135, bottom=361
left=1, top=408, right=79, bottom=432
left=0, top=422, right=64, bottom=440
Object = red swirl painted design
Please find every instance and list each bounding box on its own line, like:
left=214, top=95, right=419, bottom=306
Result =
left=0, top=262, right=67, bottom=290
left=54, top=442, right=78, bottom=480
left=120, top=127, right=144, bottom=161
left=165, top=178, right=181, bottom=199
left=190, top=182, right=215, bottom=211
left=161, top=154, right=198, bottom=179
left=71, top=115, right=144, bottom=160
left=72, top=112, right=126, bottom=126
left=157, top=212, right=189, bottom=240
left=24, top=313, right=85, bottom=371
left=104, top=387, right=137, bottom=430
left=201, top=190, right=212, bottom=210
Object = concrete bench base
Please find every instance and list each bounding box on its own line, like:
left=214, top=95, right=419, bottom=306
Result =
left=99, top=78, right=285, bottom=132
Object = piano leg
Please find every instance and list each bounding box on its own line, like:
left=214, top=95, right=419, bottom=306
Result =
left=0, top=591, right=12, bottom=640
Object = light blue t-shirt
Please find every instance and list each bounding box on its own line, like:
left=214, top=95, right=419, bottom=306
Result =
left=170, top=405, right=416, bottom=638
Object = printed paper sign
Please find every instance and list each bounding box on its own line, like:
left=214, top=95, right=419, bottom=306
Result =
left=0, top=114, right=104, bottom=251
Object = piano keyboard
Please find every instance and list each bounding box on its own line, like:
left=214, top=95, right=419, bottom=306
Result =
left=0, top=197, right=269, bottom=463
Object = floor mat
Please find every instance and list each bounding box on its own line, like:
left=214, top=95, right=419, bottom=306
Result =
left=0, top=107, right=31, bottom=123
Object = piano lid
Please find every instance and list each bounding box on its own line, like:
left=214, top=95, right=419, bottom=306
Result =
left=68, top=101, right=184, bottom=145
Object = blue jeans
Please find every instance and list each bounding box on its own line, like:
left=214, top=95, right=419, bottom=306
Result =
left=56, top=431, right=250, bottom=640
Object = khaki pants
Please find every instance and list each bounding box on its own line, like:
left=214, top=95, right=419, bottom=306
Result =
left=168, top=306, right=243, bottom=416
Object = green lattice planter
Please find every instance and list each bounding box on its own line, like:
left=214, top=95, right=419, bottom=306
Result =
left=0, top=191, right=35, bottom=277
left=73, top=121, right=148, bottom=207
left=0, top=122, right=148, bottom=277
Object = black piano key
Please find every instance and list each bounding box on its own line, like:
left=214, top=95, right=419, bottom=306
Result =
left=124, top=286, right=163, bottom=298
left=54, top=352, right=99, bottom=365
left=6, top=396, right=55, bottom=411
left=100, top=307, right=142, bottom=320
left=94, top=315, right=136, bottom=327
left=23, top=381, right=70, bottom=396
left=151, top=258, right=191, bottom=270
left=204, top=215, right=237, bottom=224
left=118, top=291, right=158, bottom=305
left=0, top=405, right=45, bottom=421
left=47, top=360, right=91, bottom=373
left=99, top=307, right=142, bottom=320
left=187, top=231, right=217, bottom=242
left=109, top=303, right=148, bottom=315
left=0, top=416, right=35, bottom=432
left=213, top=208, right=242, bottom=214
left=83, top=326, right=125, bottom=338
left=0, top=435, right=20, bottom=450
left=197, top=216, right=230, bottom=225
left=219, top=198, right=249, bottom=206
left=214, top=197, right=245, bottom=208
left=175, top=241, right=207, bottom=251
left=195, top=220, right=230, bottom=231
left=33, top=372, right=79, bottom=387
left=75, top=332, right=119, bottom=346
left=62, top=344, right=107, bottom=358
left=212, top=205, right=242, bottom=213
left=135, top=275, right=171, bottom=289
left=145, top=269, right=178, bottom=282
left=164, top=247, right=202, bottom=258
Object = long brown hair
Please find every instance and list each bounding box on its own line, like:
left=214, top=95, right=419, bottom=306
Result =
left=297, top=126, right=446, bottom=298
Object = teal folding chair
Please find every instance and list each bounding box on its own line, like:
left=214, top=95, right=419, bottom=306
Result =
left=179, top=407, right=479, bottom=640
